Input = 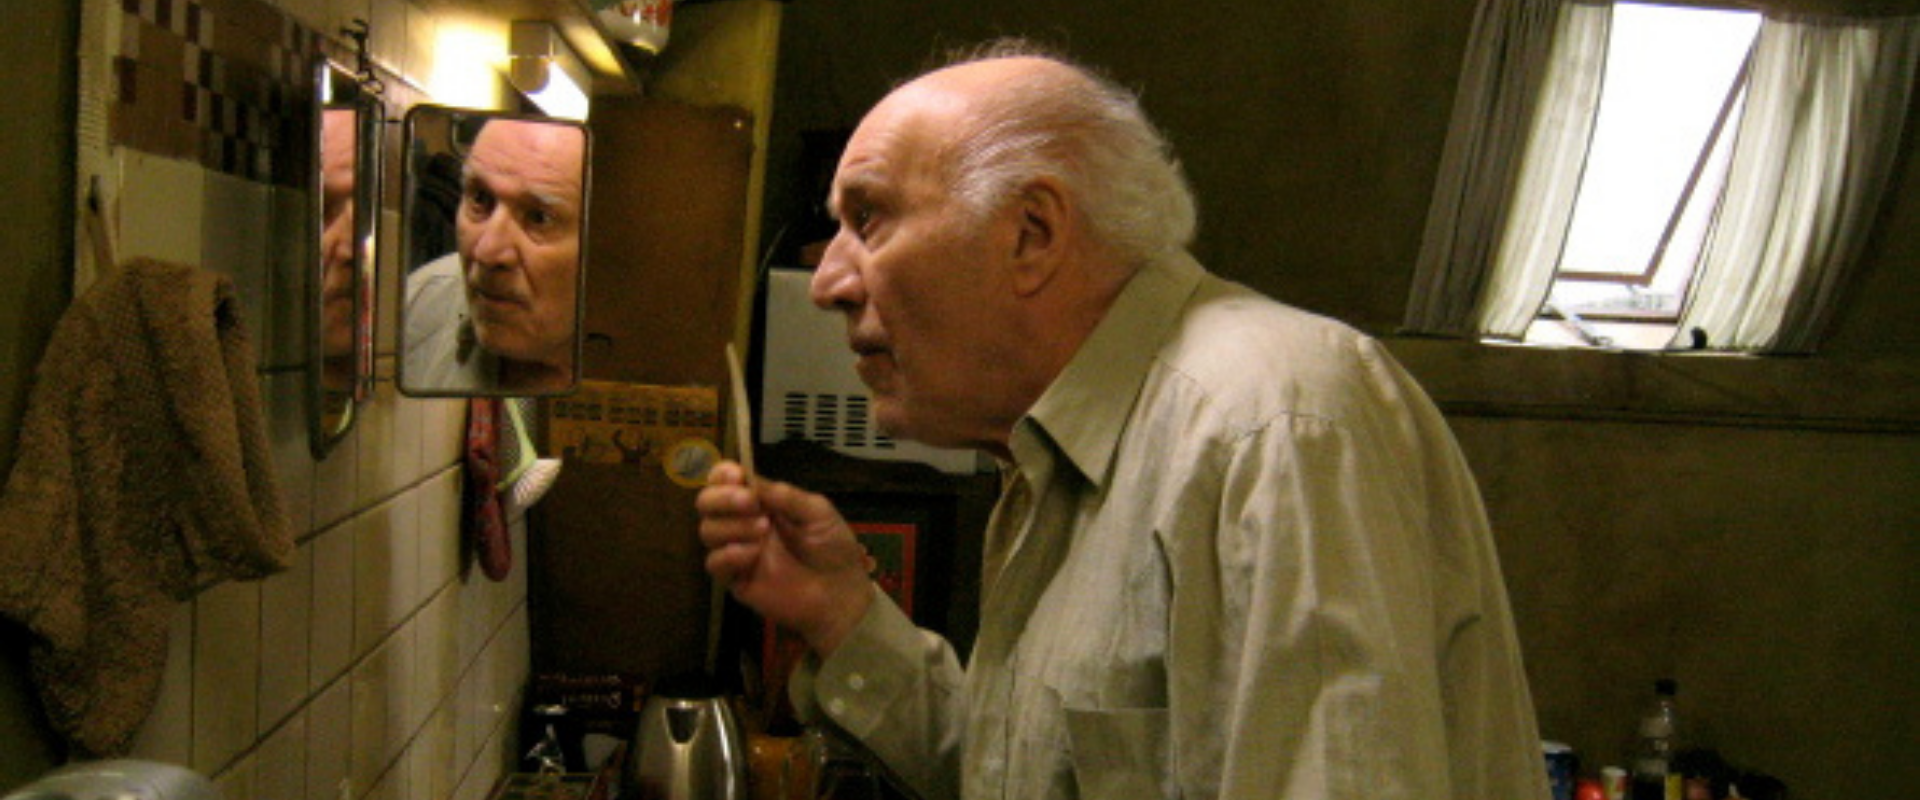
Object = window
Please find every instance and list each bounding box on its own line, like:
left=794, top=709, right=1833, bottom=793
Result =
left=1409, top=0, right=1920, bottom=354
left=1531, top=4, right=1759, bottom=350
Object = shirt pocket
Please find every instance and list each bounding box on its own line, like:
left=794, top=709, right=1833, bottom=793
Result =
left=1062, top=706, right=1173, bottom=800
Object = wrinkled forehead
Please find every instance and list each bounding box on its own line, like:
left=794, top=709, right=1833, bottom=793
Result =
left=467, top=121, right=586, bottom=202
left=829, top=86, right=976, bottom=214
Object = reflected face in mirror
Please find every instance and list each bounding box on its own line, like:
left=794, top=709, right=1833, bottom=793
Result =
left=309, top=59, right=382, bottom=459
left=459, top=120, right=584, bottom=381
left=319, top=107, right=358, bottom=389
left=403, top=112, right=588, bottom=396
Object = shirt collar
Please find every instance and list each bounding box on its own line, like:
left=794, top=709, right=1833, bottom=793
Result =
left=1018, top=252, right=1203, bottom=489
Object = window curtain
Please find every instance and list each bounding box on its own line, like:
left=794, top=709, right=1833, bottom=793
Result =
left=1405, top=0, right=1612, bottom=337
left=1670, top=13, right=1920, bottom=352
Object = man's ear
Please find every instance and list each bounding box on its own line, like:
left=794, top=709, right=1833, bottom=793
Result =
left=1010, top=176, right=1069, bottom=297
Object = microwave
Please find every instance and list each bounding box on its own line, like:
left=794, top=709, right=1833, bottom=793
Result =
left=758, top=268, right=982, bottom=475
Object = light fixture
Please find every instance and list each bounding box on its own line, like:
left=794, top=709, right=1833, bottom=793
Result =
left=508, top=21, right=591, bottom=121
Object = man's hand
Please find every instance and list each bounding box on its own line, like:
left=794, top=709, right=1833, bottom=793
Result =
left=696, top=461, right=875, bottom=656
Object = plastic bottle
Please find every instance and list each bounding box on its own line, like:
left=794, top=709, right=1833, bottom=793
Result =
left=1630, top=679, right=1681, bottom=800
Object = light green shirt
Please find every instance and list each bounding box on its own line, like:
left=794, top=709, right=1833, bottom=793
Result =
left=794, top=253, right=1548, bottom=800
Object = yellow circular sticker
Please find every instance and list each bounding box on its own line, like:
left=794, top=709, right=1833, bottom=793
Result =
left=663, top=438, right=723, bottom=487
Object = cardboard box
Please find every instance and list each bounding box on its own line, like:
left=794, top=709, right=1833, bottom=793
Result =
left=545, top=381, right=719, bottom=468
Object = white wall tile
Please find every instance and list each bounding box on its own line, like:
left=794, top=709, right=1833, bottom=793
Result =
left=422, top=398, right=470, bottom=475
left=309, top=520, right=357, bottom=692
left=460, top=715, right=513, bottom=800
left=377, top=208, right=402, bottom=359
left=256, top=709, right=308, bottom=800
left=259, top=540, right=314, bottom=733
left=392, top=488, right=425, bottom=626
left=461, top=517, right=529, bottom=655
left=328, top=0, right=374, bottom=49
left=409, top=704, right=458, bottom=800
left=212, top=751, right=257, bottom=800
left=272, top=0, right=329, bottom=38
left=355, top=375, right=400, bottom=504
left=452, top=640, right=489, bottom=770
left=456, top=563, right=492, bottom=674
left=266, top=371, right=317, bottom=535
left=266, top=185, right=312, bottom=370
left=312, top=423, right=360, bottom=529
left=352, top=498, right=397, bottom=658
left=403, top=2, right=439, bottom=92
left=348, top=635, right=398, bottom=794
left=367, top=0, right=407, bottom=79
left=454, top=599, right=527, bottom=780
left=388, top=625, right=421, bottom=761
left=118, top=151, right=205, bottom=268
left=391, top=381, right=428, bottom=488
left=364, top=758, right=408, bottom=800
left=494, top=604, right=530, bottom=728
left=412, top=587, right=460, bottom=725
left=202, top=169, right=272, bottom=364
left=306, top=677, right=352, bottom=800
left=193, top=578, right=262, bottom=775
left=129, top=602, right=195, bottom=766
left=418, top=466, right=465, bottom=594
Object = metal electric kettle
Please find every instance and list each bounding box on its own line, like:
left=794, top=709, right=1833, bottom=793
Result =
left=623, top=678, right=751, bottom=800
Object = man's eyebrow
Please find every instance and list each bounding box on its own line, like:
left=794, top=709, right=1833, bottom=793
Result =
left=829, top=174, right=882, bottom=222
left=527, top=188, right=573, bottom=211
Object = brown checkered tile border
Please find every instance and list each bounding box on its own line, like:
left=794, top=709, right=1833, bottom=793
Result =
left=111, top=0, right=332, bottom=185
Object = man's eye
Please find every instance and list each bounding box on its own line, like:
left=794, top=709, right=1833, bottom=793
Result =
left=465, top=187, right=495, bottom=214
left=851, top=207, right=876, bottom=237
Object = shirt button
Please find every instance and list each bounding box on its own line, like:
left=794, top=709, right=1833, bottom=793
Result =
left=827, top=698, right=847, bottom=716
left=847, top=673, right=867, bottom=691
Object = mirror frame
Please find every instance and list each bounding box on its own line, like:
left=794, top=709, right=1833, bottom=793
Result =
left=395, top=105, right=592, bottom=399
left=307, top=58, right=385, bottom=459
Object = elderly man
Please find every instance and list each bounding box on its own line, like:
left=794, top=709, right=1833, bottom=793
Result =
left=318, top=106, right=362, bottom=393
left=698, top=40, right=1549, bottom=800
left=404, top=116, right=586, bottom=394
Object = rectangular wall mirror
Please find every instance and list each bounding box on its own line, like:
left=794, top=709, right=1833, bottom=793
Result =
left=308, top=57, right=384, bottom=459
left=397, top=105, right=592, bottom=397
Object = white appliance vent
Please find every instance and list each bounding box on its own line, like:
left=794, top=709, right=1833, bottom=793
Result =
left=781, top=392, right=895, bottom=451
left=759, top=269, right=980, bottom=474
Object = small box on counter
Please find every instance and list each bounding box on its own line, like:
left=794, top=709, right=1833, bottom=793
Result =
left=528, top=672, right=649, bottom=737
left=488, top=740, right=627, bottom=800
left=487, top=772, right=606, bottom=800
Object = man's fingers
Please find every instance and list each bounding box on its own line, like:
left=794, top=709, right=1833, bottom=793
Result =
left=704, top=540, right=761, bottom=583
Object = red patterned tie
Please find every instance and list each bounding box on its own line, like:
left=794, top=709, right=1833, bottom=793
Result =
left=465, top=397, right=511, bottom=581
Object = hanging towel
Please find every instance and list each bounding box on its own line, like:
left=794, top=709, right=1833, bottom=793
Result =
left=0, top=257, right=293, bottom=758
left=465, top=397, right=512, bottom=581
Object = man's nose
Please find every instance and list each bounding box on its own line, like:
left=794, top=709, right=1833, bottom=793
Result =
left=469, top=210, right=519, bottom=268
left=321, top=213, right=354, bottom=267
left=810, top=231, right=864, bottom=312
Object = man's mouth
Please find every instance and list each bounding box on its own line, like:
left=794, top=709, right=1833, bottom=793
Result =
left=472, top=287, right=528, bottom=314
left=848, top=335, right=889, bottom=360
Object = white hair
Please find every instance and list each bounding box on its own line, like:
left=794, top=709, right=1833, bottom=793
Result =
left=934, top=39, right=1198, bottom=270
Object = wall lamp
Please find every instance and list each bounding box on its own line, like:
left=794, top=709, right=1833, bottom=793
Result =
left=508, top=21, right=591, bottom=121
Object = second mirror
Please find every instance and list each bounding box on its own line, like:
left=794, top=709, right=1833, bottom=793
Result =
left=398, top=105, right=591, bottom=397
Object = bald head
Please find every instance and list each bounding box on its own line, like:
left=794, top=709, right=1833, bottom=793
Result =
left=810, top=42, right=1198, bottom=455
left=875, top=41, right=1198, bottom=272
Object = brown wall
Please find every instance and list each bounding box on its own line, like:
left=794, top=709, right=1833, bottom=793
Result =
left=762, top=1, right=1920, bottom=797
left=0, top=0, right=78, bottom=785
